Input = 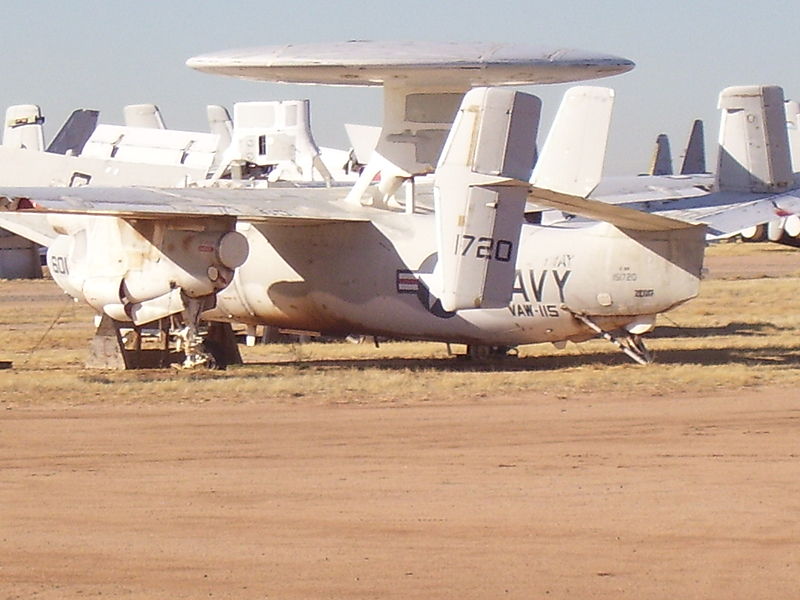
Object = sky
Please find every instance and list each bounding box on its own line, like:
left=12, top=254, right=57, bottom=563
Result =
left=0, top=0, right=798, bottom=174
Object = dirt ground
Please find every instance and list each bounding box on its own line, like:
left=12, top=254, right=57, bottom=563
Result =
left=2, top=389, right=799, bottom=599
left=703, top=246, right=800, bottom=279
left=1, top=247, right=799, bottom=599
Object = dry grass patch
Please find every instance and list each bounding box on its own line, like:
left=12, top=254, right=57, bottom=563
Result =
left=1, top=250, right=799, bottom=407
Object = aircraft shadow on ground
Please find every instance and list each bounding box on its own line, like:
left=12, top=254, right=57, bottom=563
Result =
left=648, top=321, right=785, bottom=339
left=241, top=320, right=800, bottom=373
left=246, top=344, right=800, bottom=374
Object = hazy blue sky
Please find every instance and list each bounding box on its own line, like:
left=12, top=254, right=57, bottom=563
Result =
left=1, top=0, right=797, bottom=174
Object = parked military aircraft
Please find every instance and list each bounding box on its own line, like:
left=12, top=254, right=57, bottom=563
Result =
left=0, top=42, right=796, bottom=368
left=528, top=82, right=800, bottom=245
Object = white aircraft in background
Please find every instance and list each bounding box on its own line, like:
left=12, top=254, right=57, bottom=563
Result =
left=0, top=41, right=797, bottom=369
left=524, top=80, right=800, bottom=247
left=0, top=98, right=347, bottom=188
left=556, top=90, right=800, bottom=247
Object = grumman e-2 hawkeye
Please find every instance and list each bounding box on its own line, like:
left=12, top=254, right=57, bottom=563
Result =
left=0, top=42, right=796, bottom=368
left=528, top=81, right=800, bottom=246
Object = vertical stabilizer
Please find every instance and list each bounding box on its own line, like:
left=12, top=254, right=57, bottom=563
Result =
left=206, top=105, right=233, bottom=168
left=46, top=109, right=99, bottom=155
left=3, top=105, right=45, bottom=151
left=649, top=134, right=673, bottom=175
left=123, top=104, right=166, bottom=129
left=207, top=105, right=233, bottom=147
left=530, top=86, right=613, bottom=197
left=434, top=88, right=540, bottom=312
left=716, top=85, right=792, bottom=193
left=784, top=99, right=800, bottom=174
left=680, top=119, right=706, bottom=174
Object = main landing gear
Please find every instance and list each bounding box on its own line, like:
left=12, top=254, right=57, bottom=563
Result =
left=86, top=299, right=241, bottom=370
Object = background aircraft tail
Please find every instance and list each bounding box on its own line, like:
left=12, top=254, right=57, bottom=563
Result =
left=784, top=100, right=800, bottom=175
left=716, top=85, right=793, bottom=193
left=649, top=134, right=673, bottom=175
left=123, top=104, right=166, bottom=129
left=680, top=119, right=706, bottom=175
left=3, top=105, right=45, bottom=151
left=46, top=109, right=99, bottom=156
left=434, top=87, right=540, bottom=312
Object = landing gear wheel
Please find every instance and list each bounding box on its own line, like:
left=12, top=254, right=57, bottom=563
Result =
left=467, top=345, right=492, bottom=361
left=627, top=334, right=653, bottom=364
left=201, top=340, right=226, bottom=370
left=466, top=345, right=517, bottom=361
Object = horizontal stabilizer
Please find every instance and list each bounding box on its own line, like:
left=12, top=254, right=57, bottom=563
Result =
left=528, top=186, right=701, bottom=232
left=530, top=86, right=614, bottom=197
left=435, top=87, right=540, bottom=312
left=716, top=85, right=793, bottom=193
left=82, top=124, right=219, bottom=172
left=0, top=145, right=209, bottom=187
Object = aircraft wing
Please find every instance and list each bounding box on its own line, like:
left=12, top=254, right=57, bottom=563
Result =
left=0, top=213, right=56, bottom=246
left=658, top=189, right=800, bottom=237
left=532, top=184, right=800, bottom=237
left=0, top=186, right=369, bottom=224
left=597, top=188, right=800, bottom=237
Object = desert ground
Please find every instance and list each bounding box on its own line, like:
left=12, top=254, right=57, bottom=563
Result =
left=1, top=243, right=799, bottom=599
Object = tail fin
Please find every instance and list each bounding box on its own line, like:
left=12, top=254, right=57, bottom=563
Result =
left=123, top=104, right=166, bottom=129
left=680, top=119, right=706, bottom=174
left=649, top=134, right=673, bottom=175
left=46, top=109, right=99, bottom=155
left=3, top=105, right=45, bottom=151
left=530, top=86, right=614, bottom=197
left=784, top=99, right=800, bottom=174
left=434, top=87, right=540, bottom=312
left=716, top=85, right=792, bottom=193
left=207, top=105, right=233, bottom=144
left=206, top=105, right=233, bottom=168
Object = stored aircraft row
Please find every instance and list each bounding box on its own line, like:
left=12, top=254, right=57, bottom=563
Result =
left=0, top=41, right=797, bottom=368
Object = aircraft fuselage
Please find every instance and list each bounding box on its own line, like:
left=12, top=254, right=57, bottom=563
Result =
left=204, top=213, right=704, bottom=346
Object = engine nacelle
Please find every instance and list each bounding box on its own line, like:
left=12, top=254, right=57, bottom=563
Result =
left=46, top=216, right=248, bottom=324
